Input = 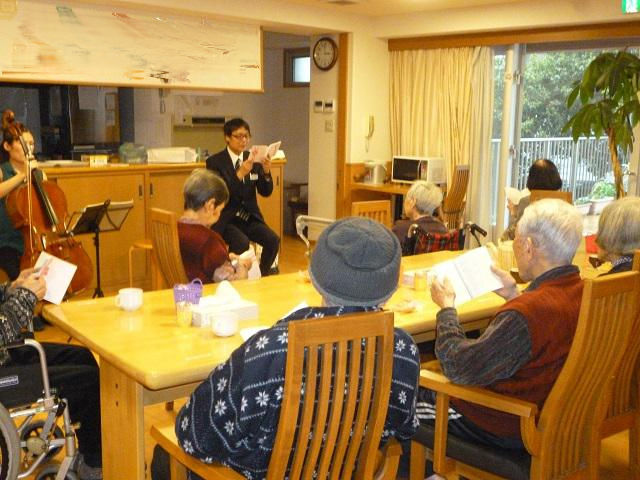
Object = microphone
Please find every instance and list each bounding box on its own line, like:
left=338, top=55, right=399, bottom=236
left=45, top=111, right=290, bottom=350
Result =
left=465, top=222, right=487, bottom=237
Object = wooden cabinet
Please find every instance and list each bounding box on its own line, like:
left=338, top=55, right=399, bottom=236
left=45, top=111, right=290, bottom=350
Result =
left=44, top=160, right=285, bottom=294
left=51, top=171, right=147, bottom=294
left=147, top=170, right=192, bottom=216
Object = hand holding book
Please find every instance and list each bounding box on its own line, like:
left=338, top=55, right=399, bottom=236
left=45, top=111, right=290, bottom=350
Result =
left=428, top=247, right=505, bottom=307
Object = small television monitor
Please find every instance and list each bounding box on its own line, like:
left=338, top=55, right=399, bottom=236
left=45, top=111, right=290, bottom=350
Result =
left=391, top=156, right=446, bottom=185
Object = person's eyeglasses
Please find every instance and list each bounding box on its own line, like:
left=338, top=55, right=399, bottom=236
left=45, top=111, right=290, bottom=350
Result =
left=231, top=133, right=251, bottom=140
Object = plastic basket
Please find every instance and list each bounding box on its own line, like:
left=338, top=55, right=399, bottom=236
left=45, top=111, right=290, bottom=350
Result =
left=173, top=279, right=203, bottom=305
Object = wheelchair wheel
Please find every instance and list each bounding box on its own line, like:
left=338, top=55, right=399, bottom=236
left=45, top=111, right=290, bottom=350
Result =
left=35, top=463, right=79, bottom=480
left=20, top=421, right=64, bottom=459
left=0, top=403, right=20, bottom=480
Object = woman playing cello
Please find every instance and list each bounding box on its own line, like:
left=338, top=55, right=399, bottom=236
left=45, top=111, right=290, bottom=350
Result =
left=0, top=109, right=35, bottom=280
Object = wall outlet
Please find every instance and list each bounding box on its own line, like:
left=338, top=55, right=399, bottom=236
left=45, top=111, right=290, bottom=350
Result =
left=325, top=119, right=334, bottom=132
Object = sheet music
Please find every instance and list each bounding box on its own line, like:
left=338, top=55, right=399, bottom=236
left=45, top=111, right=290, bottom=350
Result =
left=100, top=200, right=134, bottom=231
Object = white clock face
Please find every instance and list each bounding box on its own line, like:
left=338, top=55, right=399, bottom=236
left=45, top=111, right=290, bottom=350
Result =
left=313, top=39, right=337, bottom=70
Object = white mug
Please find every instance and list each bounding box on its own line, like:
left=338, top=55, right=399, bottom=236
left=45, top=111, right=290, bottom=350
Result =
left=212, top=312, right=239, bottom=337
left=116, top=288, right=143, bottom=312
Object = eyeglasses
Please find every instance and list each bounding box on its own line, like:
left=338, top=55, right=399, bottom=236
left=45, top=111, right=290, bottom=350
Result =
left=231, top=133, right=251, bottom=140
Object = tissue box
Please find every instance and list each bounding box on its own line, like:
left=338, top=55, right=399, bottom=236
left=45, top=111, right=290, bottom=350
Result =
left=191, top=300, right=259, bottom=328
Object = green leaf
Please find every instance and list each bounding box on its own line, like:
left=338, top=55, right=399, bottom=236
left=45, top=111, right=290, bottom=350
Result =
left=567, top=84, right=580, bottom=108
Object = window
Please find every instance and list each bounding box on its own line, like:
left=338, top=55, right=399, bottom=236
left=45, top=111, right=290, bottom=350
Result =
left=284, top=48, right=310, bottom=87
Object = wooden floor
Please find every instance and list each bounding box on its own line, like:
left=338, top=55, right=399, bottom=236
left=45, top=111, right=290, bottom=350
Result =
left=32, top=234, right=633, bottom=479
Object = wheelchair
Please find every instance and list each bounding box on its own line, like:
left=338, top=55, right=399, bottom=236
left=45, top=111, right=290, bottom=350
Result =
left=0, top=338, right=80, bottom=480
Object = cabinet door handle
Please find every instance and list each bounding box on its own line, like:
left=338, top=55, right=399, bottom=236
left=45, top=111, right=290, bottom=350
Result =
left=276, top=175, right=279, bottom=187
left=138, top=185, right=143, bottom=198
left=150, top=182, right=154, bottom=198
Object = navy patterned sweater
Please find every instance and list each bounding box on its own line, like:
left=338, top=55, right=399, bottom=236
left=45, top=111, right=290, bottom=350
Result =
left=175, top=306, right=420, bottom=479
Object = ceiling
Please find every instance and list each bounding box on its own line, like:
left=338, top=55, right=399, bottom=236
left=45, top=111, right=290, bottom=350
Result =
left=280, top=0, right=530, bottom=17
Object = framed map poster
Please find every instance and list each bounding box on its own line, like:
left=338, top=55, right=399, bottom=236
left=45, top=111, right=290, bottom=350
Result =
left=0, top=0, right=263, bottom=91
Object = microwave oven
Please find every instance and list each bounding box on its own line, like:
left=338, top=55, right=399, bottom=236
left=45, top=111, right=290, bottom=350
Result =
left=391, top=156, right=446, bottom=184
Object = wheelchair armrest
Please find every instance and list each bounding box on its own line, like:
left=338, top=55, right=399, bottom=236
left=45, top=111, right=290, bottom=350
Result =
left=5, top=339, right=52, bottom=398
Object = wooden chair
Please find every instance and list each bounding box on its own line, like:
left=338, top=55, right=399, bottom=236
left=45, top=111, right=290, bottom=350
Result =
left=601, top=250, right=640, bottom=479
left=151, top=311, right=403, bottom=480
left=441, top=164, right=470, bottom=230
left=149, top=208, right=189, bottom=287
left=529, top=189, right=573, bottom=203
left=409, top=270, right=640, bottom=480
left=351, top=200, right=392, bottom=228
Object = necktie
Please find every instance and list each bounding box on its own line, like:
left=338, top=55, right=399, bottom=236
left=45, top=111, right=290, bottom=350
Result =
left=235, top=157, right=241, bottom=170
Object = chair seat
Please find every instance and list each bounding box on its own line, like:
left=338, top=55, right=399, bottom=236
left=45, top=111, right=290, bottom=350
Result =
left=414, top=424, right=531, bottom=480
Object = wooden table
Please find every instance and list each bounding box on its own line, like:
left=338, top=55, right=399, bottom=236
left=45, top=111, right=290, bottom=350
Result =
left=41, top=250, right=521, bottom=479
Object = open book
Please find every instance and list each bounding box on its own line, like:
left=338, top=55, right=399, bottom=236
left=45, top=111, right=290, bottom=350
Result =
left=251, top=141, right=281, bottom=164
left=428, top=247, right=504, bottom=307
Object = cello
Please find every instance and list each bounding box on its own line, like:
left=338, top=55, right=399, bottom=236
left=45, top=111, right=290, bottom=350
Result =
left=5, top=137, right=93, bottom=296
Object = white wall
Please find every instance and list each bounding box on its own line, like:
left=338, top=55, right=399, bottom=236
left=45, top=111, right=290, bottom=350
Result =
left=348, top=32, right=391, bottom=165
left=308, top=34, right=340, bottom=222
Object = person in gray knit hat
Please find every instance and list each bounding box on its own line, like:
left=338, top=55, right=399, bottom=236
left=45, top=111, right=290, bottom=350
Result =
left=310, top=216, right=402, bottom=306
left=155, top=216, right=419, bottom=480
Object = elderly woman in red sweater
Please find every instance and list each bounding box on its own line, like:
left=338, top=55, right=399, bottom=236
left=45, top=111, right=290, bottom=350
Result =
left=178, top=169, right=249, bottom=283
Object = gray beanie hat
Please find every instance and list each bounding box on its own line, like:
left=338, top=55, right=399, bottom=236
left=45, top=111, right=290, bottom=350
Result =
left=309, top=217, right=401, bottom=307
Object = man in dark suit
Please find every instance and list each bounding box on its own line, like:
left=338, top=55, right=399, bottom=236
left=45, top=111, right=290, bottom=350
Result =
left=206, top=118, right=280, bottom=276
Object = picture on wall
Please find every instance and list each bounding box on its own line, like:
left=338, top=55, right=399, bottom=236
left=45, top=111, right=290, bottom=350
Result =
left=0, top=0, right=263, bottom=91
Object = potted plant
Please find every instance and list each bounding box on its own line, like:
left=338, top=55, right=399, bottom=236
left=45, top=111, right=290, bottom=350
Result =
left=563, top=50, right=640, bottom=198
left=574, top=196, right=592, bottom=215
left=589, top=180, right=616, bottom=214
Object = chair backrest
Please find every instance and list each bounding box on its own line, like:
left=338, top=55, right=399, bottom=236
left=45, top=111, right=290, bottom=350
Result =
left=149, top=208, right=189, bottom=286
left=441, top=164, right=469, bottom=230
left=532, top=270, right=640, bottom=479
left=351, top=200, right=392, bottom=228
left=403, top=224, right=465, bottom=256
left=529, top=189, right=572, bottom=204
left=268, top=311, right=395, bottom=480
left=602, top=250, right=640, bottom=435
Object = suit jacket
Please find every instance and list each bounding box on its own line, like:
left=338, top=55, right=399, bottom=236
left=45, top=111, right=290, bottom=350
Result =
left=206, top=148, right=273, bottom=232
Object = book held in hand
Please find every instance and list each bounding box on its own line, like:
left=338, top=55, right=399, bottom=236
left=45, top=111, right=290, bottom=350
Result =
left=428, top=247, right=504, bottom=307
left=34, top=252, right=77, bottom=305
left=251, top=141, right=281, bottom=164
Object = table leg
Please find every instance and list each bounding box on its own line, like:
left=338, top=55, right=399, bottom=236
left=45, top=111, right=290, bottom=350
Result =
left=100, top=360, right=145, bottom=480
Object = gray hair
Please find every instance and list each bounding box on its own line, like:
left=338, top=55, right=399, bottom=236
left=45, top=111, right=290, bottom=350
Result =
left=597, top=196, right=640, bottom=256
left=406, top=180, right=443, bottom=215
left=517, top=198, right=582, bottom=264
left=183, top=169, right=229, bottom=211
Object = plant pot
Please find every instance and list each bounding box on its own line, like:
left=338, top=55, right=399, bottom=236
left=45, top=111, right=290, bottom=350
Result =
left=590, top=197, right=614, bottom=215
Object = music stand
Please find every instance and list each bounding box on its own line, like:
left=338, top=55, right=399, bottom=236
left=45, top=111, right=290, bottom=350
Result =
left=69, top=199, right=134, bottom=297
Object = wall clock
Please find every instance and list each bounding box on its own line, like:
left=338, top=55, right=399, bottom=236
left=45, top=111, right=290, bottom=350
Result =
left=312, top=37, right=338, bottom=71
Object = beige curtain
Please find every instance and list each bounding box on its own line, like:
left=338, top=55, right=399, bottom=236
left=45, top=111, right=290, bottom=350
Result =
left=389, top=47, right=494, bottom=230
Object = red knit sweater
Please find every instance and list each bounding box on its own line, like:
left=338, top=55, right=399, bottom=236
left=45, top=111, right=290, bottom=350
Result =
left=451, top=271, right=583, bottom=437
left=177, top=221, right=229, bottom=284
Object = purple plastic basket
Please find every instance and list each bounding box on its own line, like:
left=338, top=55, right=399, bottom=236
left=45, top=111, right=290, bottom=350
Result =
left=173, top=279, right=203, bottom=305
